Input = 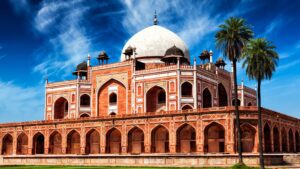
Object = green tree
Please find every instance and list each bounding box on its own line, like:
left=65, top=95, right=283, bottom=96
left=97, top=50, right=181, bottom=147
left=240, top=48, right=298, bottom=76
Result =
left=215, top=17, right=253, bottom=164
left=242, top=38, right=279, bottom=169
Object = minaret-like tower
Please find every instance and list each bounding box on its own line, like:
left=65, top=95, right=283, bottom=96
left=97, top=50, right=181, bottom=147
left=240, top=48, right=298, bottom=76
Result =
left=153, top=10, right=158, bottom=25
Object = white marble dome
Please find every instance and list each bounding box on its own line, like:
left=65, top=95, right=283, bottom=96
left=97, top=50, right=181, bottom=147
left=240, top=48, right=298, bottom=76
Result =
left=120, top=25, right=190, bottom=63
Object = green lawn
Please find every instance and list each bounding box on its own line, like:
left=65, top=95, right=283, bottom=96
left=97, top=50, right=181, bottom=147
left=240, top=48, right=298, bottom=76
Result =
left=0, top=165, right=259, bottom=169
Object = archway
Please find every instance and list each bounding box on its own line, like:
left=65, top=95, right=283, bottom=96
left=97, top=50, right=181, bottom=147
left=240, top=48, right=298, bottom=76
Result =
left=106, top=128, right=121, bottom=154
left=264, top=124, right=271, bottom=153
left=49, top=131, right=62, bottom=154
left=151, top=125, right=169, bottom=153
left=80, top=94, right=90, bottom=107
left=296, top=131, right=300, bottom=152
left=204, top=122, right=225, bottom=153
left=17, top=133, right=28, bottom=155
left=146, top=86, right=166, bottom=112
left=67, top=130, right=80, bottom=154
left=32, top=133, right=44, bottom=154
left=282, top=128, right=288, bottom=152
left=54, top=97, right=68, bottom=119
left=176, top=124, right=196, bottom=153
left=1, top=134, right=13, bottom=155
left=86, top=129, right=100, bottom=154
left=273, top=127, right=280, bottom=152
left=80, top=113, right=90, bottom=118
left=181, top=82, right=192, bottom=97
left=248, top=102, right=252, bottom=106
left=182, top=105, right=193, bottom=110
left=128, top=127, right=144, bottom=154
left=218, top=83, right=228, bottom=106
left=289, top=129, right=294, bottom=152
left=241, top=124, right=256, bottom=152
left=202, top=88, right=212, bottom=108
left=232, top=99, right=241, bottom=106
left=98, top=79, right=126, bottom=116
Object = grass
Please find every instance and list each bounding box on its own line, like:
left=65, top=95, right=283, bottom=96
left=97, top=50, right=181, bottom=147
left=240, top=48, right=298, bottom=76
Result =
left=0, top=165, right=259, bottom=169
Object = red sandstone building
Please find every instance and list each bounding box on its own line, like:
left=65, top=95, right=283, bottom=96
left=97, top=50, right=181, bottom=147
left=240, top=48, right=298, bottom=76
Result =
left=0, top=18, right=299, bottom=166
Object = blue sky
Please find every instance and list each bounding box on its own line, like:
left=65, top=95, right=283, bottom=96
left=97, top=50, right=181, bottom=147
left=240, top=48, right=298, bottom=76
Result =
left=0, top=0, right=299, bottom=122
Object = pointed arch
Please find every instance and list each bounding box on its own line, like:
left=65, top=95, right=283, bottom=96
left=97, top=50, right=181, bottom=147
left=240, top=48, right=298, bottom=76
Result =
left=54, top=97, right=68, bottom=119
left=296, top=130, right=300, bottom=152
left=182, top=104, right=193, bottom=110
left=67, top=130, right=80, bottom=154
left=86, top=129, right=100, bottom=154
left=146, top=86, right=166, bottom=112
left=263, top=123, right=271, bottom=153
left=176, top=123, right=196, bottom=153
left=17, top=133, right=28, bottom=155
left=218, top=83, right=228, bottom=106
left=80, top=113, right=90, bottom=118
left=273, top=126, right=280, bottom=152
left=49, top=131, right=62, bottom=154
left=289, top=129, right=295, bottom=153
left=106, top=128, right=121, bottom=154
left=80, top=94, right=90, bottom=107
left=202, top=88, right=212, bottom=108
left=127, top=127, right=144, bottom=154
left=109, top=92, right=117, bottom=105
left=151, top=125, right=169, bottom=153
left=1, top=134, right=13, bottom=155
left=204, top=122, right=225, bottom=153
left=97, top=79, right=126, bottom=116
left=181, top=81, right=193, bottom=97
left=240, top=123, right=256, bottom=152
left=32, top=132, right=44, bottom=154
left=282, top=127, right=288, bottom=152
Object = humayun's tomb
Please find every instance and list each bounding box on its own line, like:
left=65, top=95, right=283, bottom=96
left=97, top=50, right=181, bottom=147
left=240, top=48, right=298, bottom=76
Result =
left=0, top=17, right=299, bottom=167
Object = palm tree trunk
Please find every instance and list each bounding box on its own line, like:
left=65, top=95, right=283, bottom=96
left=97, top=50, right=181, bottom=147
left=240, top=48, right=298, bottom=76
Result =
left=233, top=59, right=243, bottom=164
left=257, top=77, right=265, bottom=169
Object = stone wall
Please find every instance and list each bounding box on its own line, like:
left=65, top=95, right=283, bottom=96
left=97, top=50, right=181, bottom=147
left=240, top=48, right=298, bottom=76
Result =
left=0, top=154, right=284, bottom=167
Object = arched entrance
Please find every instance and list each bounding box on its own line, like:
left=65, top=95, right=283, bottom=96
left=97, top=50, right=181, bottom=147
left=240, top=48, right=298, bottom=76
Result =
left=282, top=128, right=288, bottom=152
left=176, top=124, right=196, bottom=153
left=86, top=129, right=100, bottom=154
left=181, top=82, right=192, bottom=97
left=241, top=124, right=256, bottom=152
left=151, top=125, right=169, bottom=153
left=296, top=131, right=300, bottom=152
left=67, top=130, right=80, bottom=154
left=17, top=133, right=28, bottom=155
left=146, top=86, right=166, bottom=112
left=218, top=83, right=228, bottom=106
left=264, top=124, right=271, bottom=153
left=204, top=122, right=225, bottom=153
left=289, top=129, right=294, bottom=152
left=80, top=113, right=90, bottom=118
left=232, top=99, right=241, bottom=106
left=202, top=88, right=212, bottom=108
left=128, top=127, right=144, bottom=154
left=106, top=128, right=121, bottom=154
left=49, top=131, right=62, bottom=154
left=1, top=134, right=13, bottom=155
left=54, top=97, right=68, bottom=119
left=182, top=105, right=193, bottom=110
left=32, top=133, right=44, bottom=154
left=273, top=126, right=280, bottom=152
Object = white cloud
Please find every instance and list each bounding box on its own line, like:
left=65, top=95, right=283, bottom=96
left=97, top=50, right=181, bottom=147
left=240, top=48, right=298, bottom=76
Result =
left=262, top=17, right=283, bottom=37
left=0, top=81, right=44, bottom=123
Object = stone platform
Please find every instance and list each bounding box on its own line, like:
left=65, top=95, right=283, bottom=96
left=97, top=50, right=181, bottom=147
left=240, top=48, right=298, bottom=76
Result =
left=0, top=154, right=289, bottom=167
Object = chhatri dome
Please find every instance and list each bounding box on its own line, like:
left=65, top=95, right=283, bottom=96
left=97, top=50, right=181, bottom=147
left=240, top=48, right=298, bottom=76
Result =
left=120, top=13, right=190, bottom=63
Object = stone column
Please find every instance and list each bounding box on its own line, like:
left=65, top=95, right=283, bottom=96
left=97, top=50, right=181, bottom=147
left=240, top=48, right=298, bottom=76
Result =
left=271, top=126, right=274, bottom=153
left=121, top=125, right=127, bottom=154
left=169, top=122, right=176, bottom=154
left=61, top=129, right=67, bottom=154
left=279, top=127, right=282, bottom=152
left=144, top=123, right=151, bottom=153
left=28, top=132, right=33, bottom=155
left=0, top=136, right=2, bottom=155
left=294, top=130, right=297, bottom=153
left=80, top=128, right=86, bottom=155
left=196, top=117, right=203, bottom=153
left=100, top=126, right=106, bottom=154
left=13, top=131, right=17, bottom=155
left=44, top=130, right=49, bottom=155
left=287, top=131, right=290, bottom=152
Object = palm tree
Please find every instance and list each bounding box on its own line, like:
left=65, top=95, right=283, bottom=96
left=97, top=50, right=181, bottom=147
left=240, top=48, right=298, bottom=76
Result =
left=242, top=38, right=279, bottom=169
left=215, top=17, right=253, bottom=164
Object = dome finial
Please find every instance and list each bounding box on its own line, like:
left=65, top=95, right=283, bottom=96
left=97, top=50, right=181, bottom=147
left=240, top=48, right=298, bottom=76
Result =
left=153, top=10, right=158, bottom=25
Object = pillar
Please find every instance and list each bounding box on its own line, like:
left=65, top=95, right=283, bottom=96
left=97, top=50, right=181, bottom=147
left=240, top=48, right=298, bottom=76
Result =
left=100, top=126, right=106, bottom=154
left=61, top=129, right=67, bottom=154
left=279, top=126, right=282, bottom=152
left=0, top=136, right=2, bottom=155
left=80, top=128, right=86, bottom=155
left=294, top=130, right=297, bottom=153
left=196, top=118, right=203, bottom=153
left=144, top=123, right=151, bottom=153
left=287, top=131, right=290, bottom=152
left=271, top=126, right=274, bottom=152
left=12, top=131, right=17, bottom=155
left=121, top=125, right=127, bottom=154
